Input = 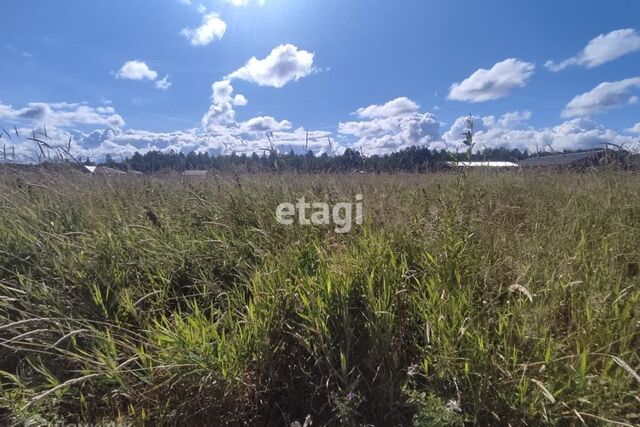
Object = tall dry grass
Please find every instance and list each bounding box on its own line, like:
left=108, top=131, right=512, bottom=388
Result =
left=0, top=169, right=639, bottom=426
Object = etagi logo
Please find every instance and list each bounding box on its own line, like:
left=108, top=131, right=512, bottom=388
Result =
left=276, top=195, right=364, bottom=234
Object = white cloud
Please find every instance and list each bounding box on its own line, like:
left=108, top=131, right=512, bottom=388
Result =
left=562, top=77, right=640, bottom=118
left=155, top=75, right=172, bottom=90
left=197, top=80, right=319, bottom=154
left=627, top=123, right=640, bottom=134
left=7, top=107, right=637, bottom=164
left=339, top=97, right=441, bottom=155
left=496, top=110, right=532, bottom=128
left=355, top=97, right=419, bottom=119
left=181, top=13, right=226, bottom=46
left=116, top=60, right=158, bottom=81
left=116, top=61, right=171, bottom=90
left=546, top=28, right=640, bottom=72
left=233, top=94, right=248, bottom=106
left=8, top=73, right=640, bottom=164
left=340, top=98, right=637, bottom=156
left=226, top=44, right=316, bottom=88
left=238, top=116, right=291, bottom=133
left=98, top=125, right=333, bottom=159
left=0, top=101, right=125, bottom=128
left=197, top=45, right=318, bottom=151
left=448, top=58, right=535, bottom=102
left=440, top=112, right=636, bottom=154
left=3, top=116, right=339, bottom=164
left=55, top=110, right=636, bottom=161
left=201, top=80, right=248, bottom=128
left=1, top=87, right=333, bottom=161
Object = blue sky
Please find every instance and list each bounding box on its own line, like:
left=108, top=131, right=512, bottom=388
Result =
left=1, top=0, right=640, bottom=160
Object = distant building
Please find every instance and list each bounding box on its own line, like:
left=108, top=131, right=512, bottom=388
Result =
left=444, top=161, right=520, bottom=169
left=518, top=150, right=609, bottom=168
left=182, top=170, right=208, bottom=177
left=84, top=165, right=126, bottom=175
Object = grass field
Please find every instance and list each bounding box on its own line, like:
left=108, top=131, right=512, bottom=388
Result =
left=0, top=169, right=639, bottom=426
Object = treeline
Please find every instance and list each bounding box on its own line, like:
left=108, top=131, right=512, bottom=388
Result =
left=112, top=146, right=533, bottom=174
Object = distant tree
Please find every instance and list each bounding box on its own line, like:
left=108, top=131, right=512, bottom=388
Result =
left=105, top=145, right=605, bottom=174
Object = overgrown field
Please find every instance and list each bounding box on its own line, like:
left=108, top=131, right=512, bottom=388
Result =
left=1, top=170, right=639, bottom=426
